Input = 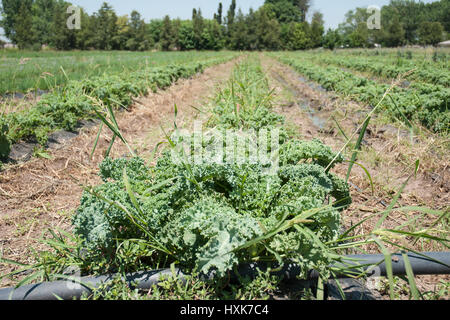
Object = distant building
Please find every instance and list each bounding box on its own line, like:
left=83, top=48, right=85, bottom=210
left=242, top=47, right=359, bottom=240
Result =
left=3, top=43, right=18, bottom=49
left=437, top=40, right=450, bottom=47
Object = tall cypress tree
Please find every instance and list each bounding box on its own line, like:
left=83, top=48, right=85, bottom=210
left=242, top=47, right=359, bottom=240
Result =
left=310, top=12, right=324, bottom=48
left=160, top=15, right=173, bottom=51
left=227, top=0, right=236, bottom=26
left=95, top=2, right=119, bottom=50
left=216, top=3, right=223, bottom=25
left=15, top=1, right=35, bottom=49
left=293, top=0, right=311, bottom=22
left=128, top=10, right=152, bottom=51
left=192, top=8, right=204, bottom=49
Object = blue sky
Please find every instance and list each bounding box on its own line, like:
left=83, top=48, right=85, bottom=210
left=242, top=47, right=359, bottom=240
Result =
left=0, top=0, right=440, bottom=40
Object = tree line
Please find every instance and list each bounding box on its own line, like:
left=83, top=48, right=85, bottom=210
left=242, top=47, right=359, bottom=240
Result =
left=0, top=0, right=448, bottom=51
left=325, top=0, right=449, bottom=49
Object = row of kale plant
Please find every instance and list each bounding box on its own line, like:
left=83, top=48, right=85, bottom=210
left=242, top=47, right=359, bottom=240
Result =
left=271, top=53, right=449, bottom=134
left=0, top=54, right=238, bottom=162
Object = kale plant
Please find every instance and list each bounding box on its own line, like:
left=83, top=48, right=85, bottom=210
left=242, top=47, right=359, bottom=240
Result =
left=74, top=137, right=349, bottom=277
left=72, top=59, right=351, bottom=279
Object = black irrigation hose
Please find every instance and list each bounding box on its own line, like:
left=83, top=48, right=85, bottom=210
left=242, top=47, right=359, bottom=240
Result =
left=1, top=252, right=449, bottom=300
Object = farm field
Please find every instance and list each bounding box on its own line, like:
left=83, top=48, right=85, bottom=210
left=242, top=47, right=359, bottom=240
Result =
left=0, top=50, right=235, bottom=95
left=0, top=51, right=238, bottom=162
left=0, top=50, right=449, bottom=301
left=269, top=49, right=450, bottom=133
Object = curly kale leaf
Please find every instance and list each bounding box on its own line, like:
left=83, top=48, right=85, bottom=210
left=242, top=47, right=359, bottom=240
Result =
left=160, top=197, right=263, bottom=277
left=72, top=184, right=129, bottom=250
left=280, top=139, right=343, bottom=168
left=99, top=157, right=150, bottom=182
left=74, top=137, right=351, bottom=274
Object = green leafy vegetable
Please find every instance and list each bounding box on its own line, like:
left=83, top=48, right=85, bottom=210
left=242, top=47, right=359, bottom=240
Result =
left=72, top=58, right=351, bottom=278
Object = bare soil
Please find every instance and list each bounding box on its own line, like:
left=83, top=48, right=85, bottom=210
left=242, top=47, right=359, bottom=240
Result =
left=0, top=59, right=238, bottom=287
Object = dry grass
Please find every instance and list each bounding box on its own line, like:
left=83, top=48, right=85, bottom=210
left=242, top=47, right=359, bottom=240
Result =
left=0, top=94, right=42, bottom=115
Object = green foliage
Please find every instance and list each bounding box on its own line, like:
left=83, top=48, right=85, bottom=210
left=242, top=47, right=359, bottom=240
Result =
left=299, top=50, right=450, bottom=87
left=214, top=3, right=223, bottom=25
left=323, top=29, right=340, bottom=50
left=14, top=1, right=35, bottom=50
left=310, top=12, right=325, bottom=48
left=72, top=57, right=351, bottom=279
left=74, top=136, right=349, bottom=276
left=227, top=0, right=237, bottom=26
left=382, top=19, right=406, bottom=47
left=1, top=53, right=237, bottom=160
left=3, top=54, right=447, bottom=301
left=2, top=0, right=449, bottom=51
left=210, top=62, right=284, bottom=130
left=31, top=0, right=56, bottom=46
left=127, top=11, right=153, bottom=51
left=281, top=22, right=312, bottom=50
left=4, top=64, right=201, bottom=145
left=81, top=267, right=283, bottom=300
left=273, top=52, right=450, bottom=133
left=175, top=21, right=196, bottom=51
left=94, top=2, right=119, bottom=50
left=264, top=0, right=303, bottom=24
left=332, top=0, right=449, bottom=49
left=418, top=21, right=444, bottom=45
left=0, top=119, right=10, bottom=160
left=160, top=15, right=173, bottom=51
left=0, top=51, right=233, bottom=95
left=50, top=1, right=76, bottom=50
left=0, top=0, right=30, bottom=44
left=2, top=0, right=315, bottom=51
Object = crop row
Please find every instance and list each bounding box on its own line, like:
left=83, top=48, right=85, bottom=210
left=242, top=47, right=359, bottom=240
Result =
left=69, top=56, right=351, bottom=279
left=0, top=54, right=238, bottom=161
left=330, top=48, right=449, bottom=64
left=290, top=52, right=449, bottom=87
left=271, top=53, right=449, bottom=133
left=0, top=51, right=236, bottom=95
